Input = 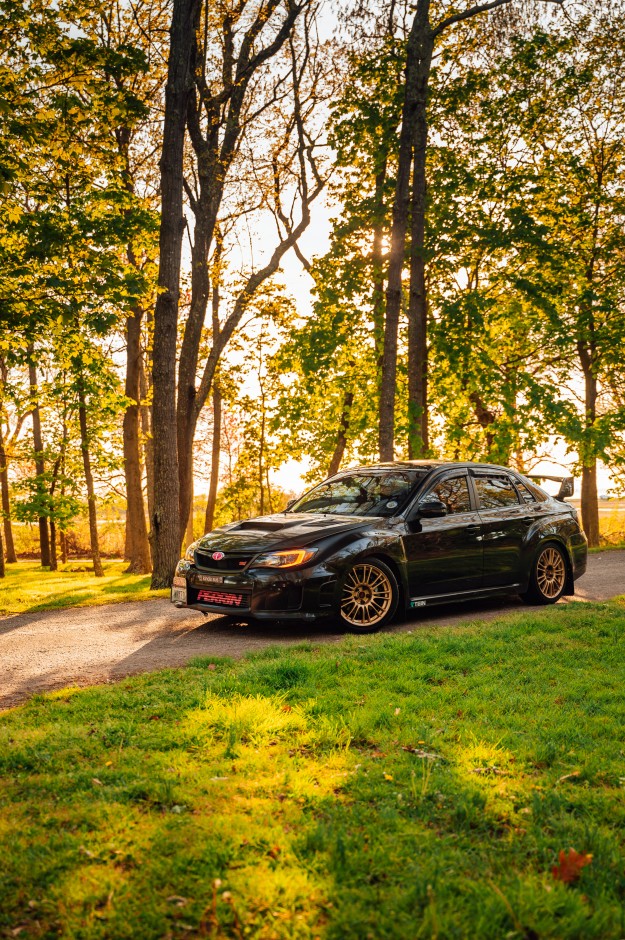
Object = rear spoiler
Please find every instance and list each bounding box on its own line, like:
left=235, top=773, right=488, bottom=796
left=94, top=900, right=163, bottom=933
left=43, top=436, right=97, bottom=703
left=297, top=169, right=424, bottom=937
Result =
left=527, top=474, right=574, bottom=501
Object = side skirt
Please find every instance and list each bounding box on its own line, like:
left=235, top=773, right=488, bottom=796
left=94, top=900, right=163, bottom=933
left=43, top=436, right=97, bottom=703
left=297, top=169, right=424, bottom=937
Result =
left=408, top=584, right=522, bottom=610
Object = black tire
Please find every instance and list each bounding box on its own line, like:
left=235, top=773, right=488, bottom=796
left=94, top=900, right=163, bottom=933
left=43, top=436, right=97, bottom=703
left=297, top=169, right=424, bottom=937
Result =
left=337, top=558, right=399, bottom=633
left=521, top=542, right=568, bottom=605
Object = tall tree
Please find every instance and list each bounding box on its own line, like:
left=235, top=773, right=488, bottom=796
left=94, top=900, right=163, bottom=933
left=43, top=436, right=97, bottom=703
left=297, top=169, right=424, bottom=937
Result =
left=150, top=0, right=200, bottom=588
left=378, top=0, right=565, bottom=460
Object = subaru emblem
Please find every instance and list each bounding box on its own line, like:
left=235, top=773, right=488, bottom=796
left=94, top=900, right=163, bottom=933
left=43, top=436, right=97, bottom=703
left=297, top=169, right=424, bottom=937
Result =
left=212, top=551, right=225, bottom=561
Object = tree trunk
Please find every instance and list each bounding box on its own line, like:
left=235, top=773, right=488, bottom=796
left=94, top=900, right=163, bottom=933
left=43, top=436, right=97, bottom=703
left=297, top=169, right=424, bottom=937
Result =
left=140, top=354, right=154, bottom=532
left=0, top=512, right=4, bottom=578
left=123, top=302, right=151, bottom=573
left=177, top=203, right=211, bottom=543
left=379, top=0, right=433, bottom=460
left=371, top=159, right=388, bottom=381
left=407, top=121, right=430, bottom=458
left=328, top=390, right=354, bottom=477
left=150, top=0, right=200, bottom=589
left=28, top=351, right=51, bottom=568
left=60, top=530, right=67, bottom=564
left=0, top=422, right=16, bottom=563
left=580, top=365, right=600, bottom=547
left=49, top=517, right=57, bottom=570
left=184, top=445, right=194, bottom=547
left=77, top=383, right=104, bottom=577
left=204, top=386, right=222, bottom=533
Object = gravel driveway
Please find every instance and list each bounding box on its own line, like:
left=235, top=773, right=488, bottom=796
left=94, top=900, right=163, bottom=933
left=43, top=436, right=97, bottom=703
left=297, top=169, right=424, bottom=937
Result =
left=2, top=551, right=623, bottom=709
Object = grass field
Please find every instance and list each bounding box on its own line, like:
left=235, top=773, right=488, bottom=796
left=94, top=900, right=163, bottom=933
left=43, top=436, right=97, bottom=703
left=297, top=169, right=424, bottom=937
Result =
left=2, top=600, right=625, bottom=938
left=0, top=561, right=167, bottom=616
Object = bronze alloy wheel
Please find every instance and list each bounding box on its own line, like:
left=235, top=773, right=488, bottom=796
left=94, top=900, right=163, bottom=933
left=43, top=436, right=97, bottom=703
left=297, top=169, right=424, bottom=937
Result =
left=535, top=545, right=567, bottom=599
left=340, top=562, right=395, bottom=629
left=522, top=542, right=569, bottom=606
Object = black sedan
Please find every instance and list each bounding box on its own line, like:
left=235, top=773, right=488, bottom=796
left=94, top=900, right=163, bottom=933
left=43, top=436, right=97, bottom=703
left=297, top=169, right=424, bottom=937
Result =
left=171, top=461, right=588, bottom=633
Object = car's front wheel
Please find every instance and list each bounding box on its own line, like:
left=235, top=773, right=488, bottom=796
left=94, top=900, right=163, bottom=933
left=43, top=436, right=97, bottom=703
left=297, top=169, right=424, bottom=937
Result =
left=522, top=542, right=568, bottom=605
left=338, top=559, right=399, bottom=633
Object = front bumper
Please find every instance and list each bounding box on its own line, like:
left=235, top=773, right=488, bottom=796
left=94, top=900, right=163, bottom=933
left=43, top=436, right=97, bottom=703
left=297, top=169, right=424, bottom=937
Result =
left=171, top=560, right=339, bottom=622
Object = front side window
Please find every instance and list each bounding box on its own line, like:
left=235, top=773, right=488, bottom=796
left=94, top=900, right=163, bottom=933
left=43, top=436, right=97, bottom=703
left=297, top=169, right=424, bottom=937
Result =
left=291, top=470, right=427, bottom=517
left=426, top=475, right=472, bottom=514
left=474, top=475, right=520, bottom=509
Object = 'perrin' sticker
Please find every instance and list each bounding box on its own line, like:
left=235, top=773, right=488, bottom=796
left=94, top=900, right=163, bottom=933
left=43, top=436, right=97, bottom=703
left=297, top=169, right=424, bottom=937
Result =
left=410, top=599, right=427, bottom=608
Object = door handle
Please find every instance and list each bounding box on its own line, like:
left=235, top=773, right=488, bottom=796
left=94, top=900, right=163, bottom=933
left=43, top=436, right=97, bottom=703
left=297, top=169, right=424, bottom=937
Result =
left=521, top=516, right=533, bottom=524
left=466, top=524, right=481, bottom=532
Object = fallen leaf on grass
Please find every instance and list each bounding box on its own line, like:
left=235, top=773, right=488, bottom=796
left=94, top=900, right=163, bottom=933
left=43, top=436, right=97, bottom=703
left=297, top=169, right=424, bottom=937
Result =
left=92, top=778, right=103, bottom=786
left=552, top=848, right=593, bottom=884
left=166, top=896, right=187, bottom=907
left=401, top=746, right=443, bottom=761
left=470, top=765, right=509, bottom=777
left=383, top=773, right=393, bottom=781
left=557, top=771, right=581, bottom=785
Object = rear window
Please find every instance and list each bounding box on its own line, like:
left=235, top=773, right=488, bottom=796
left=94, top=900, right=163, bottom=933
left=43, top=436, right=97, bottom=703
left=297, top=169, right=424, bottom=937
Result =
left=474, top=475, right=521, bottom=509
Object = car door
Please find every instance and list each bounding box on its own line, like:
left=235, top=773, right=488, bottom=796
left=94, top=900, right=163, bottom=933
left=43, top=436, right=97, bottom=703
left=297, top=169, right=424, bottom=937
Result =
left=471, top=471, right=532, bottom=587
left=403, top=471, right=484, bottom=598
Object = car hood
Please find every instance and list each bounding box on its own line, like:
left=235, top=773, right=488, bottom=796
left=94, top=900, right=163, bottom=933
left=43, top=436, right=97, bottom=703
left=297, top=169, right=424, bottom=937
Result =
left=195, top=512, right=378, bottom=554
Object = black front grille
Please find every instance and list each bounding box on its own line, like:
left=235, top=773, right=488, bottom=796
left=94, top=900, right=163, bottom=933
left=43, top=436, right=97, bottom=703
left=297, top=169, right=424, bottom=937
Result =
left=195, top=550, right=253, bottom=571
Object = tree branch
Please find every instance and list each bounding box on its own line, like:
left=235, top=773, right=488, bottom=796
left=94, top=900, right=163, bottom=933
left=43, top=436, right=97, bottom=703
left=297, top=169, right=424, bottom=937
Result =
left=433, top=0, right=564, bottom=37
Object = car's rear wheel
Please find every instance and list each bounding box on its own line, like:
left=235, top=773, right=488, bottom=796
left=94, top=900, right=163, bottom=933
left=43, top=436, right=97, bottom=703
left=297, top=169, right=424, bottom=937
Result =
left=522, top=542, right=568, bottom=605
left=338, top=559, right=399, bottom=633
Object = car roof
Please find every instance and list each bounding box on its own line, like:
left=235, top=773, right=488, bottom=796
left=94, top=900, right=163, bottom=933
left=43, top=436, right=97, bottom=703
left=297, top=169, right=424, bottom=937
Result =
left=340, top=461, right=518, bottom=474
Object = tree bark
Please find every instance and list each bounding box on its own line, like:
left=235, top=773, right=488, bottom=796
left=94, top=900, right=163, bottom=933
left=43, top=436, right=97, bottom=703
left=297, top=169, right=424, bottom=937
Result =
left=371, top=159, right=388, bottom=382
left=184, top=444, right=194, bottom=546
left=379, top=0, right=433, bottom=460
left=140, top=353, right=154, bottom=532
left=328, top=390, right=354, bottom=477
left=77, top=383, right=104, bottom=577
left=0, top=509, right=4, bottom=578
left=579, top=363, right=600, bottom=547
left=150, top=0, right=200, bottom=589
left=28, top=351, right=51, bottom=568
left=0, top=422, right=16, bottom=563
left=123, top=302, right=151, bottom=573
left=407, top=121, right=430, bottom=458
left=204, top=386, right=222, bottom=534
left=581, top=462, right=599, bottom=548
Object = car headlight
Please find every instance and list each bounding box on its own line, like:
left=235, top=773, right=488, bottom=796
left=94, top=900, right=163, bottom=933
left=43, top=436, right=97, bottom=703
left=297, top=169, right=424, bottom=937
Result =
left=252, top=548, right=317, bottom=569
left=184, top=540, right=199, bottom=562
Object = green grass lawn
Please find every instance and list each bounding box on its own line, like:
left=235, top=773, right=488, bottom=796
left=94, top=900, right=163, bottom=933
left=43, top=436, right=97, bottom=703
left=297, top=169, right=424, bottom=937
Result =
left=0, top=561, right=167, bottom=616
left=2, top=601, right=625, bottom=938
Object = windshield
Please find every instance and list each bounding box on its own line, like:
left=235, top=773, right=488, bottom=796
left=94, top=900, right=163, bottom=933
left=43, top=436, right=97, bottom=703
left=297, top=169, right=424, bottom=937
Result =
left=290, top=470, right=427, bottom=517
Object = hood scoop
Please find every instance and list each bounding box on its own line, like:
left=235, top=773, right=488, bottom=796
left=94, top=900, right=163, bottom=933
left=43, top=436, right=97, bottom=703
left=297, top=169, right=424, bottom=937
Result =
left=236, top=520, right=286, bottom=531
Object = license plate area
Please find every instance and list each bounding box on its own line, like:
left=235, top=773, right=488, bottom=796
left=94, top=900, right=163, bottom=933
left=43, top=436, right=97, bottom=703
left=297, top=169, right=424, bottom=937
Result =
left=171, top=586, right=186, bottom=604
left=194, top=573, right=225, bottom=585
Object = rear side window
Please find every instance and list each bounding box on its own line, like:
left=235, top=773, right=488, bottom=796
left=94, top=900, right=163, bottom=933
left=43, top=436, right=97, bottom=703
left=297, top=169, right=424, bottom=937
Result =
left=474, top=475, right=520, bottom=509
left=515, top=481, right=536, bottom=504
left=429, top=475, right=472, bottom=514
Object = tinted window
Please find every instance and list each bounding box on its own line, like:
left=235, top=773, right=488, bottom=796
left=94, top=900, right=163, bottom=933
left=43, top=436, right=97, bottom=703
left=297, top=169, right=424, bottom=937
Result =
left=474, top=475, right=520, bottom=509
left=291, top=470, right=427, bottom=517
left=428, top=476, right=472, bottom=514
left=515, top=481, right=536, bottom=504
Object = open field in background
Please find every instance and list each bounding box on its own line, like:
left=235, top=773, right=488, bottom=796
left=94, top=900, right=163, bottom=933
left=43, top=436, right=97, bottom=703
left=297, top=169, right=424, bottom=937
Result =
left=0, top=562, right=168, bottom=616
left=8, top=499, right=625, bottom=560
left=1, top=601, right=625, bottom=938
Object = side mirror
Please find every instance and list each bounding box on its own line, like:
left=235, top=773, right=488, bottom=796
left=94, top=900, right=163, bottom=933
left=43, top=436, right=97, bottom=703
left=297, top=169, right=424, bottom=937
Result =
left=556, top=477, right=574, bottom=500
left=416, top=498, right=448, bottom=519
left=285, top=497, right=297, bottom=511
